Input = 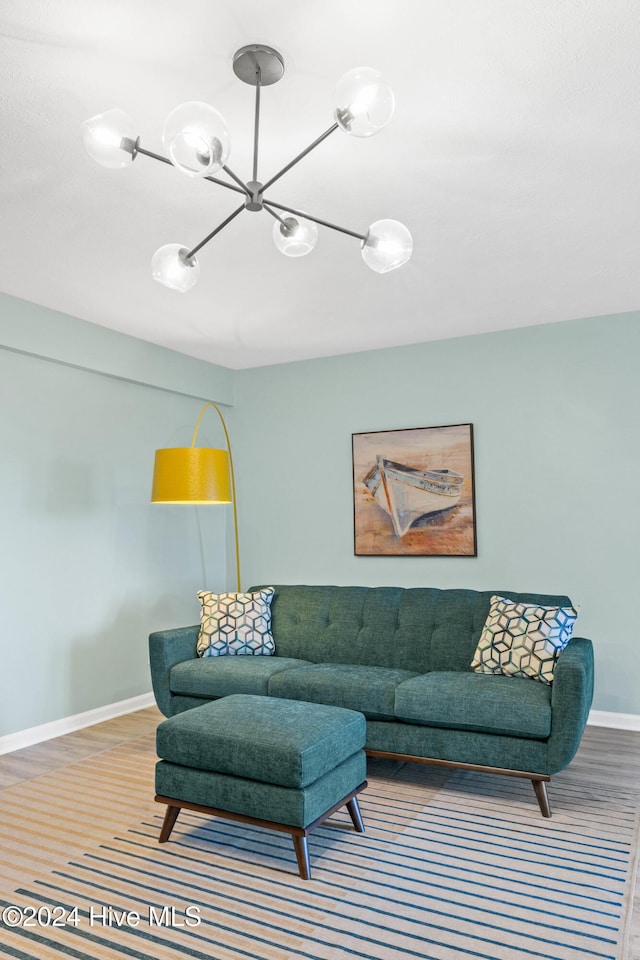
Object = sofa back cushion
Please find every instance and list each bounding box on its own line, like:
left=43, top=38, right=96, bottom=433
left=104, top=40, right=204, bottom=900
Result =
left=251, top=584, right=573, bottom=674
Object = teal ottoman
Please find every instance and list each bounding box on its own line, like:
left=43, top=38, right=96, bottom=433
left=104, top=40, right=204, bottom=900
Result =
left=155, top=694, right=367, bottom=879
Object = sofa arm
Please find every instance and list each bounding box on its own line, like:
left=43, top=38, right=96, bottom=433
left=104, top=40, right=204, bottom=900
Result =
left=547, top=636, right=594, bottom=774
left=149, top=625, right=199, bottom=717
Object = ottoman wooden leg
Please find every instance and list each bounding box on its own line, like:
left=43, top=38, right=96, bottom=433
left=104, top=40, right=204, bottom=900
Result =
left=293, top=834, right=311, bottom=880
left=159, top=803, right=181, bottom=842
left=346, top=796, right=364, bottom=833
left=155, top=781, right=367, bottom=880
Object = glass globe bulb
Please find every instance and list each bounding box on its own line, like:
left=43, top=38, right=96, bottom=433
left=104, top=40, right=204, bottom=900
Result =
left=151, top=244, right=200, bottom=292
left=162, top=102, right=230, bottom=177
left=81, top=108, right=138, bottom=168
left=272, top=215, right=318, bottom=257
left=361, top=220, right=413, bottom=273
left=333, top=67, right=395, bottom=137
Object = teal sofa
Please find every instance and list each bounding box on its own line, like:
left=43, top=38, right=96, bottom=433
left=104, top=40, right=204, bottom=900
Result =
left=149, top=584, right=594, bottom=817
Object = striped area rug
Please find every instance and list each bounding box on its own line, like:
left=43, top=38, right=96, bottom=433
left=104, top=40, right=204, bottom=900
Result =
left=0, top=745, right=638, bottom=960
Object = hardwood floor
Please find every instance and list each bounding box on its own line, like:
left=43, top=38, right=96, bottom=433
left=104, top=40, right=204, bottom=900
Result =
left=1, top=709, right=638, bottom=957
left=0, top=708, right=162, bottom=790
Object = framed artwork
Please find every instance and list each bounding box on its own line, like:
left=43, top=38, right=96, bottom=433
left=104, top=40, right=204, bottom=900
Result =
left=352, top=423, right=477, bottom=556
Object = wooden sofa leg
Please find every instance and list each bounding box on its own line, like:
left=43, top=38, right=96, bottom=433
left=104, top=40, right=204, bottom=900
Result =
left=532, top=779, right=551, bottom=818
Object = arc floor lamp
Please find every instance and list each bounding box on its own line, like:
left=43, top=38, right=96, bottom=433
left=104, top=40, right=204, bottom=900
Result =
left=151, top=402, right=241, bottom=592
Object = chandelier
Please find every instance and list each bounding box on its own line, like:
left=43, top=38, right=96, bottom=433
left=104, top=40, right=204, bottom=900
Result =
left=81, top=44, right=413, bottom=292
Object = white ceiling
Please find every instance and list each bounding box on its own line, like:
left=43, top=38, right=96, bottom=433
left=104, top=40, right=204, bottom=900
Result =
left=1, top=0, right=639, bottom=369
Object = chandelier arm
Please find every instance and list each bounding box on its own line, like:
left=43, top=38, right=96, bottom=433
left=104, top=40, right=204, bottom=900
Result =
left=260, top=122, right=339, bottom=192
left=136, top=145, right=247, bottom=196
left=136, top=145, right=173, bottom=166
left=202, top=175, right=249, bottom=196
left=221, top=164, right=252, bottom=195
left=185, top=203, right=246, bottom=260
left=263, top=200, right=367, bottom=242
left=262, top=204, right=288, bottom=227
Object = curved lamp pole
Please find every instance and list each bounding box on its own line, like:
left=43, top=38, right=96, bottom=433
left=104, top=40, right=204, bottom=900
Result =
left=151, top=402, right=241, bottom=592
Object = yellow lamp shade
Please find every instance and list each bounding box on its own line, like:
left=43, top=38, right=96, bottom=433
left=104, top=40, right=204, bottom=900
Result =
left=151, top=447, right=231, bottom=503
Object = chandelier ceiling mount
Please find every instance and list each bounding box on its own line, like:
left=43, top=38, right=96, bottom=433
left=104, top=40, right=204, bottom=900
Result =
left=232, top=44, right=285, bottom=86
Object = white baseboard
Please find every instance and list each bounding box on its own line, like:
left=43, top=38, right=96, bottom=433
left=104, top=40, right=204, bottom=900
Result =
left=587, top=709, right=640, bottom=731
left=0, top=692, right=156, bottom=756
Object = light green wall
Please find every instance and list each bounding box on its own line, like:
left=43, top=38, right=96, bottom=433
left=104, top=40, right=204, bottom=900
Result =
left=0, top=294, right=234, bottom=737
left=233, top=313, right=640, bottom=715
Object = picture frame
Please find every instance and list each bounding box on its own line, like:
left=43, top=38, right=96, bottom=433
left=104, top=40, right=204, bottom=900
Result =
left=352, top=423, right=477, bottom=556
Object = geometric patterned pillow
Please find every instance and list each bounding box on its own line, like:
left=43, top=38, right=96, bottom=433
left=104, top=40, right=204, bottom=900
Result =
left=196, top=588, right=275, bottom=658
left=470, top=595, right=579, bottom=684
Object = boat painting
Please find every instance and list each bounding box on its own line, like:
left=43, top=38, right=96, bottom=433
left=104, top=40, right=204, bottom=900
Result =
left=352, top=423, right=477, bottom=557
left=363, top=456, right=464, bottom=538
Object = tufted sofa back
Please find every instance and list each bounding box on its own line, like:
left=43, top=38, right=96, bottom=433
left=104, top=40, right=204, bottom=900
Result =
left=252, top=584, right=574, bottom=674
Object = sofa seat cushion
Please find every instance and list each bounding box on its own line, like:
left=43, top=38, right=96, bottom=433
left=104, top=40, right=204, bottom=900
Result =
left=394, top=672, right=552, bottom=740
left=170, top=656, right=312, bottom=700
left=268, top=664, right=420, bottom=720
